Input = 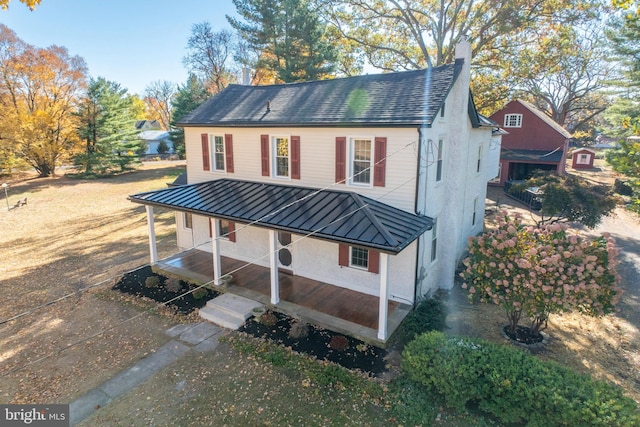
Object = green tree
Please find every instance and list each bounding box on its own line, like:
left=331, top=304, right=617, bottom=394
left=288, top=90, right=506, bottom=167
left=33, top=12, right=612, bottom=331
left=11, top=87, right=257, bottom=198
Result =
left=75, top=77, right=141, bottom=174
left=513, top=172, right=618, bottom=229
left=228, top=0, right=338, bottom=83
left=461, top=211, right=621, bottom=336
left=170, top=74, right=209, bottom=159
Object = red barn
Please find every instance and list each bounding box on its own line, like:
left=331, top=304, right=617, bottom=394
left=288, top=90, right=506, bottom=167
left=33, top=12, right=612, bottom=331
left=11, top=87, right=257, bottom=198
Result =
left=489, top=100, right=572, bottom=186
left=571, top=148, right=596, bottom=169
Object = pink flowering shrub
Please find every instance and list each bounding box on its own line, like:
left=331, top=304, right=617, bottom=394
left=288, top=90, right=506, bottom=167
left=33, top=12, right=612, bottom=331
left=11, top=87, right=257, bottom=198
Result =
left=460, top=211, right=622, bottom=336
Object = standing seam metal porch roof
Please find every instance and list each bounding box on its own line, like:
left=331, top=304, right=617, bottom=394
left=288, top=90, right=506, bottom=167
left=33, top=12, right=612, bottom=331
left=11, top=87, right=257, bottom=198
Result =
left=130, top=179, right=433, bottom=254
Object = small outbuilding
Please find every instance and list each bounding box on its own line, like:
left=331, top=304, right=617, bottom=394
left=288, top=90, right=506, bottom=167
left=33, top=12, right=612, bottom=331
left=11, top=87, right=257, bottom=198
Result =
left=571, top=148, right=596, bottom=169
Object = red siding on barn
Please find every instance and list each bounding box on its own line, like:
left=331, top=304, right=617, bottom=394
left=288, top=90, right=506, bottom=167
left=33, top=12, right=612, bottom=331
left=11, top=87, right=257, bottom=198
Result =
left=489, top=100, right=571, bottom=185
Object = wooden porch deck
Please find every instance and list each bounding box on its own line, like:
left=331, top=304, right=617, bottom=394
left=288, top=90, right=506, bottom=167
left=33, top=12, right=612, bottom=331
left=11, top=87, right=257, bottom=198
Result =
left=153, top=249, right=411, bottom=346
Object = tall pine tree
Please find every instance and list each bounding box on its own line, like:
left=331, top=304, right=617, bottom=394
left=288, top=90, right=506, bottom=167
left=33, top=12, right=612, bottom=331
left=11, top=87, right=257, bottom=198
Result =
left=228, top=0, right=337, bottom=83
left=170, top=74, right=209, bottom=159
left=75, top=77, right=142, bottom=174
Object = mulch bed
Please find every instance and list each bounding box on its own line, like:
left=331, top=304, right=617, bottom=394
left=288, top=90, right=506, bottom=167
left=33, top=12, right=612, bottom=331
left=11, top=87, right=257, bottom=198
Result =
left=113, top=266, right=388, bottom=376
left=239, top=311, right=388, bottom=376
left=112, top=266, right=219, bottom=314
left=502, top=325, right=544, bottom=345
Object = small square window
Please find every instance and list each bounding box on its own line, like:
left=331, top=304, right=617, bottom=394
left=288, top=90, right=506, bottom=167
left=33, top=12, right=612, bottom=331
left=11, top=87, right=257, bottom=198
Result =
left=350, top=247, right=369, bottom=269
left=503, top=114, right=522, bottom=128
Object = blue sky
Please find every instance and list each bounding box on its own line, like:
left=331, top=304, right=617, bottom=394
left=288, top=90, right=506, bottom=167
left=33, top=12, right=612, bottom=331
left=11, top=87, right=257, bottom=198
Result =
left=1, top=0, right=238, bottom=96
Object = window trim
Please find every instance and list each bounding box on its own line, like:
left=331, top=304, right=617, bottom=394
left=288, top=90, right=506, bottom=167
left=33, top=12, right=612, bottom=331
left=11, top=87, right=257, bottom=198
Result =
left=210, top=134, right=226, bottom=172
left=577, top=153, right=590, bottom=164
left=348, top=136, right=373, bottom=187
left=271, top=135, right=291, bottom=179
left=349, top=246, right=369, bottom=270
left=503, top=113, right=523, bottom=128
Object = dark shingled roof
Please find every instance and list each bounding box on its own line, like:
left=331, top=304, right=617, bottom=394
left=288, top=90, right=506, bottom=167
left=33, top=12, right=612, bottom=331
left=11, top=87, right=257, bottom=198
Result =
left=501, top=148, right=565, bottom=163
left=130, top=179, right=433, bottom=253
left=178, top=61, right=464, bottom=127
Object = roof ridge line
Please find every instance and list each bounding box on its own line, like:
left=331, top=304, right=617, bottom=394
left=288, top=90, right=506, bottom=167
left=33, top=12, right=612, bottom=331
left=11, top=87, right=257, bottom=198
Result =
left=351, top=193, right=399, bottom=247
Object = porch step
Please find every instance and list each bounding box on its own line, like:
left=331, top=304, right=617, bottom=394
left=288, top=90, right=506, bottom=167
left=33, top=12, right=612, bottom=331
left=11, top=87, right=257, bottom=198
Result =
left=198, top=293, right=264, bottom=330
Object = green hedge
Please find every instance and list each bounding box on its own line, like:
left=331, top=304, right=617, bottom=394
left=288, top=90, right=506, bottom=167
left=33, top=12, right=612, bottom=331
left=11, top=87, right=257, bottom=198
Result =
left=402, top=332, right=640, bottom=426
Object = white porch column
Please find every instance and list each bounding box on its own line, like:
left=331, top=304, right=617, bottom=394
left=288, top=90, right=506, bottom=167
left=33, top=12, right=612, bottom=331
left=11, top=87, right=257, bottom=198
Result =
left=145, top=205, right=158, bottom=263
left=210, top=218, right=222, bottom=285
left=377, top=253, right=390, bottom=340
left=269, top=230, right=280, bottom=304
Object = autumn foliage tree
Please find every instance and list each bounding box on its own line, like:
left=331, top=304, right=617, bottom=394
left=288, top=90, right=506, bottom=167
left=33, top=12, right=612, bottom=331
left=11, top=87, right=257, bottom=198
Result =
left=0, top=25, right=87, bottom=177
left=461, top=212, right=622, bottom=337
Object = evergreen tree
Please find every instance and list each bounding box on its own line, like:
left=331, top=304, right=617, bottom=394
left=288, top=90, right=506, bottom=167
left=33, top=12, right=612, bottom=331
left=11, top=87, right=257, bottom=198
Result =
left=170, top=74, right=209, bottom=159
left=75, top=77, right=142, bottom=174
left=228, top=0, right=337, bottom=83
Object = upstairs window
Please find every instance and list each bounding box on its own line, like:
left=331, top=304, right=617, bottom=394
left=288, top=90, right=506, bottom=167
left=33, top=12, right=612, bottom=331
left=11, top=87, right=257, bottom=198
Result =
left=476, top=145, right=483, bottom=173
left=504, top=113, right=522, bottom=128
left=211, top=135, right=225, bottom=171
left=351, top=138, right=371, bottom=185
left=274, top=136, right=289, bottom=177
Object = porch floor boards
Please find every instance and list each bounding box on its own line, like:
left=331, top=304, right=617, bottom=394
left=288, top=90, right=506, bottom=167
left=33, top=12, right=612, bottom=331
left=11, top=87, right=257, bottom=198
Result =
left=153, top=249, right=409, bottom=346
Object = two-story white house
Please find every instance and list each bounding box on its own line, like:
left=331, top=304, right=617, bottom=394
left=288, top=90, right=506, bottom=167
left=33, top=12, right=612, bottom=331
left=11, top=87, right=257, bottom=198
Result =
left=130, top=40, right=500, bottom=345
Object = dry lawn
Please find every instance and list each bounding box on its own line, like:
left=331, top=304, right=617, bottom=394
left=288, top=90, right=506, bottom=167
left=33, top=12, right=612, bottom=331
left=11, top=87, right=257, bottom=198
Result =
left=0, top=162, right=188, bottom=403
left=0, top=157, right=638, bottom=417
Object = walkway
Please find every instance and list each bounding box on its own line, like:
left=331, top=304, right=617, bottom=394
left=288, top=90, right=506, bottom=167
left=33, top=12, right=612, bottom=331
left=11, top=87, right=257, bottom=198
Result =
left=69, top=322, right=226, bottom=426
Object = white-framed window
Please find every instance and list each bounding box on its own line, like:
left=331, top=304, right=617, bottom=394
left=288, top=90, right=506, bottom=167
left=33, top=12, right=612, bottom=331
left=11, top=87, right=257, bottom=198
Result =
left=504, top=114, right=522, bottom=128
left=436, top=139, right=443, bottom=182
left=350, top=246, right=369, bottom=270
left=183, top=212, right=193, bottom=230
left=272, top=136, right=290, bottom=178
left=210, top=135, right=225, bottom=171
left=476, top=145, right=483, bottom=173
left=350, top=137, right=372, bottom=185
left=430, top=219, right=438, bottom=263
left=577, top=153, right=590, bottom=164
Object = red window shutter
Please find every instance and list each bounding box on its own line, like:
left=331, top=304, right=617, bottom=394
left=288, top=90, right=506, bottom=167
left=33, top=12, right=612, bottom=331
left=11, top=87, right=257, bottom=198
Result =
left=291, top=135, right=301, bottom=179
left=224, top=134, right=234, bottom=173
left=260, top=134, right=270, bottom=176
left=228, top=221, right=236, bottom=242
left=201, top=134, right=210, bottom=171
left=368, top=250, right=380, bottom=274
left=335, top=137, right=346, bottom=184
left=338, top=244, right=349, bottom=267
left=373, top=137, right=387, bottom=187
